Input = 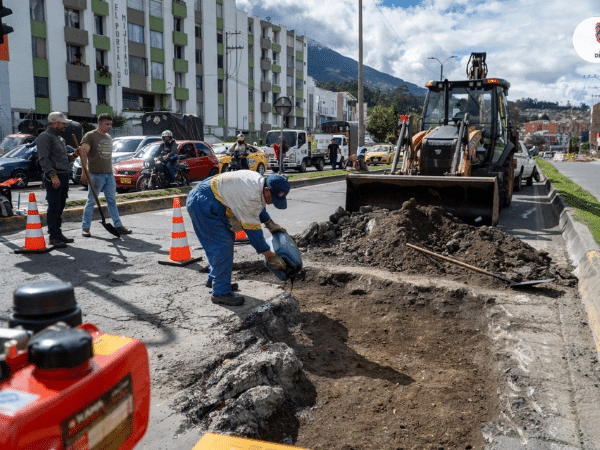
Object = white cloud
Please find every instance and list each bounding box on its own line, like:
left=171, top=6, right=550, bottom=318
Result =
left=236, top=0, right=599, bottom=105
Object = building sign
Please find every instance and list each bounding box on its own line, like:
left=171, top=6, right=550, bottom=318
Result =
left=113, top=0, right=129, bottom=88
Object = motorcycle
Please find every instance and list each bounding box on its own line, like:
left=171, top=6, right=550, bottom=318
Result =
left=136, top=156, right=190, bottom=191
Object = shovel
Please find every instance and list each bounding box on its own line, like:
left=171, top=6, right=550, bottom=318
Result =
left=73, top=135, right=120, bottom=238
left=406, top=243, right=554, bottom=289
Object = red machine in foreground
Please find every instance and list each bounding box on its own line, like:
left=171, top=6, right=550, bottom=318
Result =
left=0, top=281, right=150, bottom=450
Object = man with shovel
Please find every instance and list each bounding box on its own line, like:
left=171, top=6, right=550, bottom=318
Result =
left=79, top=113, right=132, bottom=237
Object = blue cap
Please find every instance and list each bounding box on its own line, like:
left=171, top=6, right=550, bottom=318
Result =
left=266, top=174, right=290, bottom=209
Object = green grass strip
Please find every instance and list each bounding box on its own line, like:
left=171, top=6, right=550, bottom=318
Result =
left=536, top=158, right=600, bottom=245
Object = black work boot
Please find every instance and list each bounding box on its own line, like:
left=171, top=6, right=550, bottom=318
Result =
left=210, top=293, right=245, bottom=306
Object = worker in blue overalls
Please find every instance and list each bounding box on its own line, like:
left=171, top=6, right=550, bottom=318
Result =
left=186, top=171, right=290, bottom=306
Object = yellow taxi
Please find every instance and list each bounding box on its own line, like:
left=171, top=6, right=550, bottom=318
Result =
left=212, top=143, right=268, bottom=174
left=365, top=145, right=393, bottom=165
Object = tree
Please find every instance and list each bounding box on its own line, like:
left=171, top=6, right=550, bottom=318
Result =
left=366, top=105, right=398, bottom=143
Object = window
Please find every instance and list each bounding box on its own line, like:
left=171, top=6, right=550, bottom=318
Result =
left=126, top=0, right=144, bottom=11
left=129, top=56, right=147, bottom=76
left=217, top=30, right=223, bottom=44
left=261, top=27, right=268, bottom=39
left=128, top=23, right=145, bottom=44
left=217, top=54, right=223, bottom=69
left=287, top=55, right=293, bottom=67
left=261, top=70, right=267, bottom=83
left=195, top=25, right=201, bottom=38
left=216, top=3, right=223, bottom=18
left=273, top=30, right=279, bottom=43
left=94, top=15, right=104, bottom=35
left=194, top=0, right=201, bottom=12
left=66, top=45, right=83, bottom=64
left=176, top=100, right=185, bottom=113
left=248, top=90, right=253, bottom=101
left=272, top=92, right=278, bottom=105
left=174, top=17, right=183, bottom=32
left=195, top=142, right=211, bottom=157
left=272, top=73, right=278, bottom=85
left=272, top=51, right=278, bottom=65
left=296, top=59, right=303, bottom=71
left=30, top=0, right=45, bottom=21
left=196, top=75, right=203, bottom=90
left=218, top=79, right=223, bottom=93
left=97, top=84, right=107, bottom=104
left=218, top=104, right=224, bottom=119
left=174, top=45, right=184, bottom=59
left=64, top=8, right=80, bottom=29
left=248, top=45, right=253, bottom=58
left=296, top=79, right=303, bottom=90
left=286, top=75, right=293, bottom=87
left=248, top=69, right=253, bottom=80
left=248, top=21, right=253, bottom=34
left=261, top=92, right=267, bottom=103
left=31, top=37, right=46, bottom=59
left=122, top=93, right=140, bottom=110
left=287, top=35, right=293, bottom=48
left=295, top=39, right=303, bottom=51
left=261, top=49, right=268, bottom=59
left=151, top=61, right=164, bottom=79
left=150, top=31, right=163, bottom=49
left=195, top=49, right=202, bottom=64
left=34, top=76, right=48, bottom=97
left=175, top=72, right=185, bottom=88
left=68, top=81, right=83, bottom=100
left=149, top=0, right=163, bottom=18
left=96, top=49, right=106, bottom=69
left=197, top=102, right=204, bottom=116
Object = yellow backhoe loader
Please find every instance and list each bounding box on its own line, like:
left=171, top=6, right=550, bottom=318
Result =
left=346, top=53, right=518, bottom=226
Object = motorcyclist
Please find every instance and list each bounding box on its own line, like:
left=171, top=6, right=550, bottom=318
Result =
left=158, top=130, right=178, bottom=183
left=228, top=134, right=250, bottom=171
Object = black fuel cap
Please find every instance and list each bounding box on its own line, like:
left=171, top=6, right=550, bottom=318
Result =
left=28, top=326, right=93, bottom=370
left=13, top=281, right=77, bottom=316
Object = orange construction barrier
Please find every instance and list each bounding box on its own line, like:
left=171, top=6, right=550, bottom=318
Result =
left=193, top=433, right=307, bottom=450
left=158, top=198, right=202, bottom=266
left=14, top=193, right=52, bottom=254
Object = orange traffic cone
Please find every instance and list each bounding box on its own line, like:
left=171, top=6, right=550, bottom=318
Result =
left=14, top=193, right=52, bottom=254
left=158, top=198, right=202, bottom=266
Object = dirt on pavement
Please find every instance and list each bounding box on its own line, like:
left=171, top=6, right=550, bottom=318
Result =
left=169, top=200, right=578, bottom=449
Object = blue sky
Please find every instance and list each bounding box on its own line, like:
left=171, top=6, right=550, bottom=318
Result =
left=236, top=0, right=599, bottom=105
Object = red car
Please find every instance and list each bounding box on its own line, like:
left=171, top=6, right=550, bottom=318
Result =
left=113, top=140, right=219, bottom=191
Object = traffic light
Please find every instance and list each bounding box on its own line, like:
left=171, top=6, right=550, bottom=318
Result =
left=0, top=0, right=14, bottom=45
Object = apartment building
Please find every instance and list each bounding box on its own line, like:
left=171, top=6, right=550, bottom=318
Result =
left=2, top=0, right=308, bottom=141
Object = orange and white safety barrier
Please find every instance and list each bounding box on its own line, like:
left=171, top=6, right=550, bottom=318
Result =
left=158, top=198, right=202, bottom=266
left=14, top=193, right=52, bottom=254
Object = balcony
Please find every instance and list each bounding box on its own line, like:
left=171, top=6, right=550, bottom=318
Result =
left=68, top=98, right=92, bottom=117
left=64, top=27, right=89, bottom=46
left=260, top=102, right=272, bottom=113
left=260, top=37, right=271, bottom=49
left=63, top=0, right=87, bottom=10
left=260, top=57, right=271, bottom=71
left=66, top=63, right=91, bottom=82
left=260, top=81, right=271, bottom=92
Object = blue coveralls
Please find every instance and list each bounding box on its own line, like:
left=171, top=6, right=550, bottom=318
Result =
left=186, top=175, right=271, bottom=296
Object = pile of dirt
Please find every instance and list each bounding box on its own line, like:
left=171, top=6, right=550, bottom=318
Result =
left=294, top=200, right=576, bottom=288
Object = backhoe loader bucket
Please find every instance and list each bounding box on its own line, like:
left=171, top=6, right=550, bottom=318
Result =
left=345, top=174, right=500, bottom=226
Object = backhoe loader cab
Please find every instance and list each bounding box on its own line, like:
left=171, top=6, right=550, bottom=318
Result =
left=346, top=52, right=517, bottom=226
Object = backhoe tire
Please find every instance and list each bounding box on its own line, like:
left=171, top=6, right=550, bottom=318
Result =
left=500, top=160, right=514, bottom=208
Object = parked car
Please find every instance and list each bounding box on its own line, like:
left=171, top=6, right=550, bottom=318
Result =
left=365, top=145, right=392, bottom=166
left=212, top=143, right=268, bottom=174
left=72, top=135, right=162, bottom=185
left=514, top=141, right=538, bottom=191
left=0, top=143, right=76, bottom=188
left=541, top=151, right=552, bottom=159
left=113, top=140, right=219, bottom=191
left=0, top=134, right=36, bottom=155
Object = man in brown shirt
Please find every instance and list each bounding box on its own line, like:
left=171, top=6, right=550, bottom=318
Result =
left=79, top=113, right=132, bottom=237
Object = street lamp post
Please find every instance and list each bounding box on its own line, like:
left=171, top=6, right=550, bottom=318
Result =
left=428, top=56, right=456, bottom=81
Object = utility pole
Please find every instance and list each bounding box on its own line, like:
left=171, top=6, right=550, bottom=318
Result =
left=224, top=31, right=242, bottom=141
left=358, top=0, right=364, bottom=147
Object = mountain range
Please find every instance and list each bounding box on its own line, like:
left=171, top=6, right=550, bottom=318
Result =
left=307, top=41, right=427, bottom=97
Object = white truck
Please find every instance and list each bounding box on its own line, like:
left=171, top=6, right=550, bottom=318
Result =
left=513, top=140, right=539, bottom=190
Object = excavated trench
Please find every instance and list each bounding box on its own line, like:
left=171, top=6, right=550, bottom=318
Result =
left=172, top=202, right=577, bottom=449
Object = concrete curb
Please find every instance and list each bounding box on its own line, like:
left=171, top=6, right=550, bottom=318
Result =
left=541, top=168, right=600, bottom=353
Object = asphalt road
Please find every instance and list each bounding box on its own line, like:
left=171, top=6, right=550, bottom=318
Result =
left=3, top=174, right=600, bottom=448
